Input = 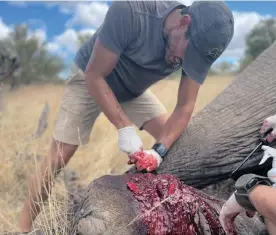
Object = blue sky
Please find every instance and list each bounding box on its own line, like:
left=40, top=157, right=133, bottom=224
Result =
left=0, top=1, right=112, bottom=41
left=0, top=1, right=275, bottom=77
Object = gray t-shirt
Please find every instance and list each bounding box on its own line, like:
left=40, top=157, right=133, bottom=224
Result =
left=74, top=1, right=185, bottom=103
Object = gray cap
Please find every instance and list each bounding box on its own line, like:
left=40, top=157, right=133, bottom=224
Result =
left=181, top=1, right=234, bottom=84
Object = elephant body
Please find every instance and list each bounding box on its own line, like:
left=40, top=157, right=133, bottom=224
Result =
left=69, top=42, right=276, bottom=234
left=71, top=174, right=265, bottom=235
left=139, top=42, right=276, bottom=188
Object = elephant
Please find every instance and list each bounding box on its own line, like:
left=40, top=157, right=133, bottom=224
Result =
left=6, top=42, right=274, bottom=235
left=68, top=173, right=266, bottom=235
left=65, top=42, right=276, bottom=235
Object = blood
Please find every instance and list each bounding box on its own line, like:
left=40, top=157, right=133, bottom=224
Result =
left=127, top=173, right=234, bottom=235
left=260, top=120, right=269, bottom=135
left=129, top=151, right=158, bottom=172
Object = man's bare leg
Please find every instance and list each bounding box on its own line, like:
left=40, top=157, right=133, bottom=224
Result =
left=18, top=138, right=78, bottom=232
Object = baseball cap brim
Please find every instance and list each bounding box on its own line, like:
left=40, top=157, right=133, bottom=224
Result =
left=182, top=41, right=211, bottom=85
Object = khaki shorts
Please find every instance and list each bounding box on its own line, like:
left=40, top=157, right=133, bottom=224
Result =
left=53, top=63, right=167, bottom=145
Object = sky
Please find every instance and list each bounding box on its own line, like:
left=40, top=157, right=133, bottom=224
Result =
left=0, top=0, right=275, bottom=78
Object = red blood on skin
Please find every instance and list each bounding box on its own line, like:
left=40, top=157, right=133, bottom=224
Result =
left=267, top=133, right=276, bottom=143
left=246, top=211, right=255, bottom=218
left=260, top=120, right=268, bottom=135
left=127, top=173, right=233, bottom=235
left=127, top=182, right=139, bottom=193
left=130, top=151, right=158, bottom=172
left=168, top=184, right=175, bottom=195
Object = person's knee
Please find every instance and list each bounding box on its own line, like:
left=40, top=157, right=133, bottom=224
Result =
left=141, top=113, right=169, bottom=140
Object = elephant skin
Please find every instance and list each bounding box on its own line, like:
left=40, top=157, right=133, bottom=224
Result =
left=70, top=174, right=266, bottom=235
left=67, top=43, right=276, bottom=234
left=56, top=43, right=276, bottom=235
left=128, top=42, right=276, bottom=189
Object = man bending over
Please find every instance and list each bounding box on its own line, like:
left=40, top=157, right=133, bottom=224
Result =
left=18, top=1, right=234, bottom=233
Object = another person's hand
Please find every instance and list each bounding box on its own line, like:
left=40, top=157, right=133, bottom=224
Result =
left=260, top=114, right=276, bottom=143
left=129, top=149, right=163, bottom=172
left=219, top=194, right=255, bottom=234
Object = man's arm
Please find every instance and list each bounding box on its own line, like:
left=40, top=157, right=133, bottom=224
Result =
left=85, top=38, right=144, bottom=156
left=84, top=1, right=134, bottom=130
left=249, top=185, right=276, bottom=225
left=83, top=2, right=144, bottom=157
left=85, top=38, right=132, bottom=129
left=157, top=75, right=200, bottom=148
left=219, top=181, right=276, bottom=234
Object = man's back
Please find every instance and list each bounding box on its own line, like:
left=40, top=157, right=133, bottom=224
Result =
left=74, top=1, right=184, bottom=103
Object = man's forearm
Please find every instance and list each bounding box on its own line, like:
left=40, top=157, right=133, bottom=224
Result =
left=249, top=185, right=276, bottom=225
left=85, top=72, right=132, bottom=129
left=157, top=105, right=193, bottom=148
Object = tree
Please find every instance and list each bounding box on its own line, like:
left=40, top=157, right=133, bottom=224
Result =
left=245, top=18, right=276, bottom=59
left=214, top=61, right=233, bottom=74
left=239, top=18, right=276, bottom=72
left=0, top=24, right=65, bottom=90
left=77, top=32, right=92, bottom=48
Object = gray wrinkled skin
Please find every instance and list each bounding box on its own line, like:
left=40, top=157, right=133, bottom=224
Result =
left=70, top=175, right=147, bottom=235
left=70, top=175, right=266, bottom=235
left=128, top=42, right=276, bottom=189
left=69, top=43, right=276, bottom=235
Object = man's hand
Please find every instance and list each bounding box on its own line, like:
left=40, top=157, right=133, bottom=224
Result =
left=118, top=126, right=143, bottom=155
left=118, top=126, right=162, bottom=172
left=219, top=194, right=255, bottom=234
left=260, top=114, right=276, bottom=143
left=129, top=149, right=163, bottom=172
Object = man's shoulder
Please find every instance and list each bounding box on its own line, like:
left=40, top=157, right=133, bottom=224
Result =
left=127, top=1, right=184, bottom=18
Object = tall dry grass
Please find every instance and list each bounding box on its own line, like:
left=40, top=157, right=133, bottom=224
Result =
left=0, top=75, right=234, bottom=233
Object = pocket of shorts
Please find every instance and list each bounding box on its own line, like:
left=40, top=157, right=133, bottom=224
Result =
left=68, top=70, right=86, bottom=86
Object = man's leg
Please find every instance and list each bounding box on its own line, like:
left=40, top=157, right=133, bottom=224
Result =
left=141, top=113, right=169, bottom=140
left=19, top=140, right=78, bottom=232
left=120, top=89, right=169, bottom=140
left=18, top=64, right=101, bottom=232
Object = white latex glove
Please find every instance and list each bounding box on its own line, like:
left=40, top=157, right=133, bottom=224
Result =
left=260, top=114, right=276, bottom=143
left=219, top=194, right=253, bottom=234
left=261, top=145, right=276, bottom=158
left=118, top=126, right=143, bottom=155
left=129, top=149, right=163, bottom=172
left=260, top=145, right=276, bottom=167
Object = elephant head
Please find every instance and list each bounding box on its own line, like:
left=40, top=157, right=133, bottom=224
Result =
left=70, top=173, right=265, bottom=235
left=68, top=42, right=276, bottom=235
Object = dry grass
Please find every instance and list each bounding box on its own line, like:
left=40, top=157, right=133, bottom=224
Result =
left=0, top=75, right=234, bottom=233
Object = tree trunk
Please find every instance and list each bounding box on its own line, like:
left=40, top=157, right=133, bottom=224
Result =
left=128, top=42, right=276, bottom=189
left=10, top=75, right=19, bottom=91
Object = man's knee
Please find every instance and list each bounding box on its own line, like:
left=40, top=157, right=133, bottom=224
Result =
left=121, top=89, right=168, bottom=139
left=141, top=113, right=169, bottom=140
